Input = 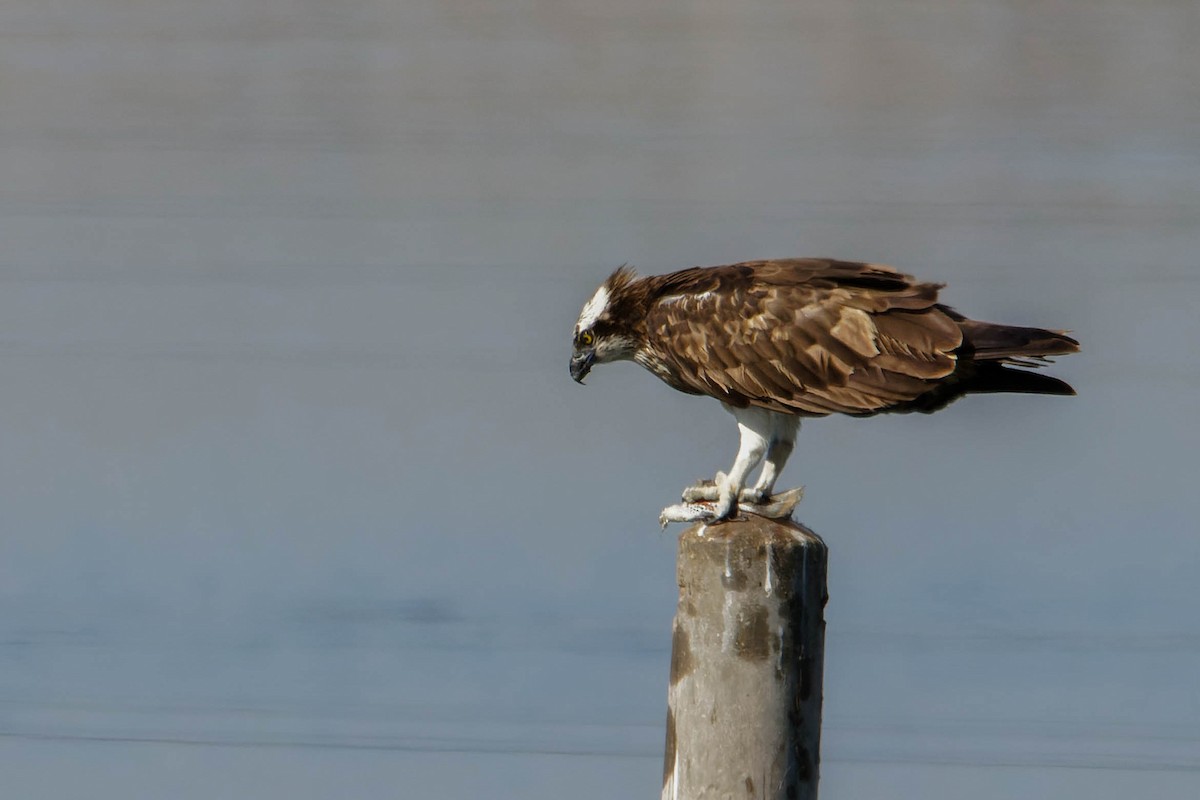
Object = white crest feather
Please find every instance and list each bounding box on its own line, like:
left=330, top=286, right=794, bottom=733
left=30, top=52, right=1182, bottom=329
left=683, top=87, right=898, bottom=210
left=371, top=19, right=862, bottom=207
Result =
left=576, top=284, right=610, bottom=332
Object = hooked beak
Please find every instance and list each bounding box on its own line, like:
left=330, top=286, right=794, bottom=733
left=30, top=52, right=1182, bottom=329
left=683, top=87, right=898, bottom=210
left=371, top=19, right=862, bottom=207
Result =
left=570, top=350, right=595, bottom=384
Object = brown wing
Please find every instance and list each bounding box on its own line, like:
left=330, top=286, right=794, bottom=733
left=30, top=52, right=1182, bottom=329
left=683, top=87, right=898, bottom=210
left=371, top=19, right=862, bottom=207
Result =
left=641, top=259, right=963, bottom=416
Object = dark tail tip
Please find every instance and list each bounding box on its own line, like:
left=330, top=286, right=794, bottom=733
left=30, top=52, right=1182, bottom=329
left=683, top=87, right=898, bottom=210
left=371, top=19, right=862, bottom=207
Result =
left=968, top=363, right=1076, bottom=396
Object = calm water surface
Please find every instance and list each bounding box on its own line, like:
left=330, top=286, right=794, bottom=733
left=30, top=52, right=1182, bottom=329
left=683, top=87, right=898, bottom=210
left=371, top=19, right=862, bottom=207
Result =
left=0, top=1, right=1197, bottom=797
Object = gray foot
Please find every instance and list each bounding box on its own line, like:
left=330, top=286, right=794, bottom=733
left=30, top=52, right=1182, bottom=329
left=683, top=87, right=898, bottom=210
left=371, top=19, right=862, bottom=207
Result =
left=660, top=486, right=805, bottom=529
left=680, top=473, right=766, bottom=504
left=680, top=478, right=720, bottom=503
left=681, top=472, right=740, bottom=521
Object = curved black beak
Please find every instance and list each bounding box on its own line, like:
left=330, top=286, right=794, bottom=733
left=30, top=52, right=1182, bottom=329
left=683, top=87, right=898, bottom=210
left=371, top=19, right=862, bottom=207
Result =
left=570, top=350, right=595, bottom=384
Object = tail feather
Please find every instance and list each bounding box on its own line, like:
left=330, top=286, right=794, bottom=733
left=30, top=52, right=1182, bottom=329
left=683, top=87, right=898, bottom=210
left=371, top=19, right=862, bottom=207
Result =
left=965, top=362, right=1076, bottom=397
left=955, top=318, right=1079, bottom=399
left=893, top=314, right=1079, bottom=414
left=957, top=318, right=1080, bottom=361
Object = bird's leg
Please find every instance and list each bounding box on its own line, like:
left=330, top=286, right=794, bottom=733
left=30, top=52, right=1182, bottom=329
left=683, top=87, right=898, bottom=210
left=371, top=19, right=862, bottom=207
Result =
left=744, top=441, right=791, bottom=504
left=662, top=413, right=800, bottom=528
left=749, top=415, right=800, bottom=502
left=712, top=415, right=770, bottom=520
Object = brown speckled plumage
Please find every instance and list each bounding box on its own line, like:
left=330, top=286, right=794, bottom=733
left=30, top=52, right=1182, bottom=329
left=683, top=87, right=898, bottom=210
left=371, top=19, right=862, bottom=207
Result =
left=584, top=258, right=1078, bottom=415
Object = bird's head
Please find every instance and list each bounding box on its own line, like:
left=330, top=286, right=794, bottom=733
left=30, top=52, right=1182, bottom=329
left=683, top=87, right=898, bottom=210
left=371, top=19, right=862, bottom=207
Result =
left=570, top=266, right=642, bottom=384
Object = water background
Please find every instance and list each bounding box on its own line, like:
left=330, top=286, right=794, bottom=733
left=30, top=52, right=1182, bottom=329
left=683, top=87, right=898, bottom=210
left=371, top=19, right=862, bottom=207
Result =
left=1, top=1, right=1197, bottom=797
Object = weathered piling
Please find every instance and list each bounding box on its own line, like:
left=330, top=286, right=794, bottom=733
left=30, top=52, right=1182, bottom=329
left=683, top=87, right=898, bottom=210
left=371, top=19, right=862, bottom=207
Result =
left=662, top=516, right=828, bottom=800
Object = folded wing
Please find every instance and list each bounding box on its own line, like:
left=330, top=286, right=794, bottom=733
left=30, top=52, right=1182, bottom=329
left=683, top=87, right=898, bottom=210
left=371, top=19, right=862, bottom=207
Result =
left=642, top=259, right=964, bottom=416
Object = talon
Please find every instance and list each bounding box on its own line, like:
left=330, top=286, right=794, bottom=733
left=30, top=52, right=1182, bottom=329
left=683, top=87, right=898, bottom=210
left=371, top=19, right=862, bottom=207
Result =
left=712, top=498, right=738, bottom=522
left=739, top=488, right=768, bottom=505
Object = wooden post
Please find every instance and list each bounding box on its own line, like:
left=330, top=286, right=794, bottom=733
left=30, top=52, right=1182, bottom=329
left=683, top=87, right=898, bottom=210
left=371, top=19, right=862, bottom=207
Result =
left=662, top=516, right=828, bottom=800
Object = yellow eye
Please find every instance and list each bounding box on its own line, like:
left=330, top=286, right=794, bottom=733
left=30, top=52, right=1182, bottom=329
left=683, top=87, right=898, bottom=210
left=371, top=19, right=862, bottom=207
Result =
left=579, top=330, right=595, bottom=347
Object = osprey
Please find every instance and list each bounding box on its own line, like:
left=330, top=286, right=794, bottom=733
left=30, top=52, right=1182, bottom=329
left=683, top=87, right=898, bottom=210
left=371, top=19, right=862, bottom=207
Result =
left=570, top=259, right=1079, bottom=524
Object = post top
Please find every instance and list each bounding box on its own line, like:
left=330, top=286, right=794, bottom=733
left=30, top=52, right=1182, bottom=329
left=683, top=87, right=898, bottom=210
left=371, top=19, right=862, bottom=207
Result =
left=682, top=514, right=824, bottom=550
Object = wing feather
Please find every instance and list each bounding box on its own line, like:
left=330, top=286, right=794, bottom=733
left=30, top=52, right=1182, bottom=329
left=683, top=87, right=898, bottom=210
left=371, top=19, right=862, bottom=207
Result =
left=642, top=259, right=963, bottom=415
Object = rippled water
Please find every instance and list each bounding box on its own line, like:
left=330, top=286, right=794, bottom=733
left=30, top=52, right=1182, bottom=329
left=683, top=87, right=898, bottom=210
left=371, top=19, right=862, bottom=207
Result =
left=0, top=1, right=1197, bottom=797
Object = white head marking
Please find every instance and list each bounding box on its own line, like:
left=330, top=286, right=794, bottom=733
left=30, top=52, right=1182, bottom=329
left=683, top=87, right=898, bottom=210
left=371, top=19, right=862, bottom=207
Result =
left=576, top=284, right=610, bottom=332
